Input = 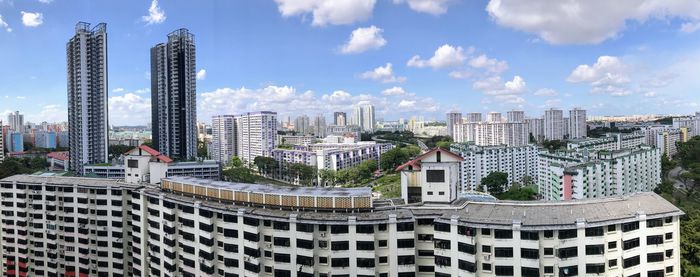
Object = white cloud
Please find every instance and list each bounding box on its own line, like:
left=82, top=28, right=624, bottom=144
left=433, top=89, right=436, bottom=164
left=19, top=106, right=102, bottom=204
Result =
left=134, top=88, right=149, bottom=94
left=544, top=98, right=562, bottom=107
left=641, top=72, right=678, bottom=88
left=15, top=96, right=26, bottom=100
left=38, top=0, right=52, bottom=3
left=196, top=69, right=207, bottom=80
left=468, top=54, right=508, bottom=74
left=381, top=86, right=407, bottom=96
left=112, top=88, right=125, bottom=93
left=644, top=91, right=657, bottom=97
left=473, top=75, right=526, bottom=95
left=534, top=88, right=557, bottom=96
left=567, top=56, right=633, bottom=96
left=407, top=44, right=469, bottom=69
left=109, top=93, right=151, bottom=125
left=494, top=94, right=525, bottom=104
left=448, top=70, right=472, bottom=79
left=398, top=100, right=416, bottom=108
left=21, top=11, right=43, bottom=27
left=27, top=105, right=67, bottom=123
left=393, top=0, right=452, bottom=15
left=360, top=63, right=405, bottom=83
left=680, top=21, right=700, bottom=33
left=0, top=14, right=11, bottom=32
left=142, top=0, right=166, bottom=25
left=275, top=0, right=376, bottom=26
left=340, top=26, right=386, bottom=54
left=486, top=0, right=700, bottom=44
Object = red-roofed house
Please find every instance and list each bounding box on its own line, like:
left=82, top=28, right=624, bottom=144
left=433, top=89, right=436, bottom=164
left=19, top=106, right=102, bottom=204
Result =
left=397, top=148, right=463, bottom=204
left=124, top=145, right=177, bottom=184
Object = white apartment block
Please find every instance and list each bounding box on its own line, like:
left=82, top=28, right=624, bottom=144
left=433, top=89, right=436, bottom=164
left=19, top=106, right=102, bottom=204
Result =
left=353, top=105, right=376, bottom=132
left=236, top=111, right=277, bottom=163
left=544, top=109, right=564, bottom=140
left=450, top=143, right=538, bottom=192
left=538, top=146, right=661, bottom=201
left=0, top=174, right=684, bottom=277
left=506, top=110, right=524, bottom=123
left=567, top=133, right=645, bottom=151
left=525, top=118, right=544, bottom=143
left=487, top=112, right=502, bottom=123
left=673, top=114, right=700, bottom=137
left=655, top=128, right=688, bottom=158
left=446, top=112, right=462, bottom=138
left=464, top=112, right=482, bottom=123
left=569, top=108, right=587, bottom=139
left=454, top=122, right=529, bottom=147
left=277, top=135, right=317, bottom=146
left=211, top=115, right=237, bottom=164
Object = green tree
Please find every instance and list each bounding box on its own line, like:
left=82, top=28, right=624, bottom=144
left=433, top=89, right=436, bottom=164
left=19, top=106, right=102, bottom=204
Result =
left=481, top=171, right=508, bottom=195
left=229, top=156, right=244, bottom=168
left=436, top=141, right=452, bottom=149
left=357, top=159, right=378, bottom=180
left=0, top=157, right=49, bottom=179
left=223, top=166, right=256, bottom=183
left=400, top=145, right=421, bottom=157
left=288, top=163, right=316, bottom=186
left=380, top=148, right=410, bottom=172
left=197, top=140, right=209, bottom=159
left=542, top=140, right=567, bottom=152
left=521, top=175, right=535, bottom=187
left=661, top=154, right=676, bottom=177
left=253, top=156, right=278, bottom=176
left=318, top=169, right=336, bottom=187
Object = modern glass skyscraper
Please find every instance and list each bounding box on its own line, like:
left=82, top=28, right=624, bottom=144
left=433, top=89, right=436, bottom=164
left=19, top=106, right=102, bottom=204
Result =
left=66, top=22, right=108, bottom=174
left=151, top=28, right=198, bottom=160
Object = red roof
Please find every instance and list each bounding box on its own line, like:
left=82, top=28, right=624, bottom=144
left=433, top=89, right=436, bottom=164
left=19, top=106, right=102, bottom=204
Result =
left=395, top=147, right=464, bottom=172
left=126, top=145, right=174, bottom=164
left=47, top=151, right=69, bottom=161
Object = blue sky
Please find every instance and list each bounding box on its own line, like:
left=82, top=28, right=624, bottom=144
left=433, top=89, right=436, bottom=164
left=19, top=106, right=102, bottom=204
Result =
left=1, top=0, right=700, bottom=125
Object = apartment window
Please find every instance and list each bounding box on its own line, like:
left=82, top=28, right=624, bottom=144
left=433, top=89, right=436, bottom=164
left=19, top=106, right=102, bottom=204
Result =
left=520, top=248, right=539, bottom=259
left=434, top=223, right=450, bottom=232
left=330, top=225, right=348, bottom=234
left=544, top=266, right=554, bottom=274
left=378, top=240, right=387, bottom=247
left=458, top=260, right=475, bottom=272
left=426, top=170, right=445, bottom=183
left=647, top=252, right=664, bottom=263
left=482, top=263, right=492, bottom=272
left=435, top=256, right=450, bottom=267
left=608, top=241, right=617, bottom=250
left=623, top=238, right=640, bottom=250
left=585, top=264, right=605, bottom=274
left=544, top=248, right=553, bottom=256
left=494, top=266, right=513, bottom=276
left=585, top=227, right=604, bottom=237
left=646, top=218, right=663, bottom=228
left=397, top=239, right=414, bottom=248
left=559, top=266, right=578, bottom=277
left=520, top=231, right=538, bottom=240
left=494, top=247, right=513, bottom=258
left=557, top=247, right=578, bottom=259
left=482, top=245, right=491, bottom=253
left=585, top=244, right=604, bottom=255
left=609, top=258, right=618, bottom=268
left=665, top=232, right=673, bottom=240
left=482, top=229, right=491, bottom=236
left=494, top=229, right=512, bottom=239
left=397, top=255, right=414, bottom=265
left=396, top=222, right=414, bottom=232
left=622, top=222, right=639, bottom=232
left=558, top=229, right=577, bottom=239
left=665, top=249, right=673, bottom=258
left=543, top=230, right=553, bottom=238
left=458, top=242, right=475, bottom=254
left=623, top=255, right=640, bottom=268
left=355, top=225, right=374, bottom=234
left=647, top=235, right=663, bottom=245
left=356, top=241, right=374, bottom=251
left=434, top=239, right=450, bottom=250
left=331, top=258, right=349, bottom=268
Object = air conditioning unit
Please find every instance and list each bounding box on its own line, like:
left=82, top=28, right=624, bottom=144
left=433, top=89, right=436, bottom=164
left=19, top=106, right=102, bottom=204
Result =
left=266, top=243, right=272, bottom=248
left=483, top=254, right=491, bottom=261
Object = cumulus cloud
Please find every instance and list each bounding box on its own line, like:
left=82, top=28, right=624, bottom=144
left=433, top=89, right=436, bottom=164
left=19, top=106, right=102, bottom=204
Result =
left=407, top=44, right=469, bottom=69
left=142, top=0, right=166, bottom=25
left=360, top=63, right=405, bottom=83
left=109, top=93, right=151, bottom=125
left=680, top=21, right=700, bottom=33
left=640, top=72, right=678, bottom=88
left=567, top=56, right=632, bottom=96
left=196, top=69, right=206, bottom=80
left=112, top=88, right=125, bottom=93
left=468, top=54, right=508, bottom=74
left=340, top=26, right=386, bottom=54
left=534, top=88, right=557, bottom=96
left=643, top=91, right=657, bottom=97
left=393, top=0, right=452, bottom=15
left=27, top=105, right=67, bottom=123
left=0, top=15, right=10, bottom=32
left=381, top=86, right=407, bottom=96
left=199, top=85, right=438, bottom=121
left=275, top=0, right=376, bottom=26
left=544, top=98, right=562, bottom=107
left=486, top=0, right=700, bottom=44
left=473, top=75, right=526, bottom=95
left=21, top=12, right=43, bottom=27
left=398, top=100, right=416, bottom=108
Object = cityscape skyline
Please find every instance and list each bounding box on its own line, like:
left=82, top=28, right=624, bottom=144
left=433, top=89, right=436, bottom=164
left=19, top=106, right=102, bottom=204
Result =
left=3, top=1, right=700, bottom=125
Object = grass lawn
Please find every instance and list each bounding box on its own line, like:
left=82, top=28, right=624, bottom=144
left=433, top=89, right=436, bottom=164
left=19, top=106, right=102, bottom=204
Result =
left=372, top=173, right=401, bottom=198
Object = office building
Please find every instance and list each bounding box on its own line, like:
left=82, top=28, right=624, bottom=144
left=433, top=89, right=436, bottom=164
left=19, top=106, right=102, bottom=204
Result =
left=236, top=111, right=277, bottom=163
left=295, top=115, right=310, bottom=135
left=67, top=22, right=109, bottom=174
left=7, top=111, right=24, bottom=132
left=451, top=143, right=538, bottom=192
left=333, top=112, right=347, bottom=126
left=569, top=108, right=587, bottom=139
left=539, top=146, right=661, bottom=201
left=151, top=28, right=198, bottom=160
left=211, top=115, right=236, bottom=164
left=446, top=112, right=462, bottom=138
left=544, top=108, right=564, bottom=140
left=0, top=173, right=684, bottom=277
left=454, top=122, right=529, bottom=147
left=35, top=131, right=57, bottom=149
left=506, top=110, right=524, bottom=123
left=487, top=112, right=502, bottom=123
left=525, top=118, right=544, bottom=143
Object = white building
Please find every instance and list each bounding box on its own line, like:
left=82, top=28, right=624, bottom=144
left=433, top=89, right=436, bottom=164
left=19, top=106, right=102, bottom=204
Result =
left=446, top=112, right=462, bottom=138
left=544, top=108, right=564, bottom=140
left=294, top=114, right=311, bottom=135
left=236, top=111, right=277, bottom=163
left=451, top=143, right=539, bottom=192
left=673, top=113, right=700, bottom=136
left=353, top=104, right=376, bottom=132
left=312, top=114, right=327, bottom=138
left=277, top=135, right=317, bottom=146
left=487, top=112, right=502, bottom=123
left=7, top=111, right=24, bottom=132
left=538, top=146, right=661, bottom=201
left=506, top=110, right=525, bottom=123
left=567, top=132, right=645, bottom=151
left=655, top=128, right=689, bottom=158
left=465, top=112, right=482, bottom=123
left=454, top=122, right=529, bottom=146
left=211, top=115, right=236, bottom=163
left=0, top=174, right=684, bottom=277
left=525, top=117, right=544, bottom=143
left=0, top=121, right=4, bottom=162
left=398, top=148, right=463, bottom=203
left=569, top=108, right=587, bottom=139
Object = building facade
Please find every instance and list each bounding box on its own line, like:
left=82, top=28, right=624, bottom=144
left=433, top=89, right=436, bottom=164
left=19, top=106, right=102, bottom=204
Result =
left=353, top=105, right=376, bottom=132
left=7, top=111, right=24, bottom=133
left=569, top=108, right=587, bottom=139
left=506, top=111, right=525, bottom=123
left=151, top=29, right=198, bottom=160
left=67, top=22, right=109, bottom=173
left=211, top=115, right=236, bottom=164
left=35, top=131, right=57, bottom=149
left=454, top=122, right=529, bottom=147
left=451, top=143, right=539, bottom=192
left=567, top=133, right=645, bottom=151
left=333, top=112, right=347, bottom=126
left=544, top=109, right=564, bottom=141
left=0, top=174, right=684, bottom=277
left=446, top=112, right=462, bottom=138
left=525, top=118, right=544, bottom=143
left=236, top=111, right=277, bottom=163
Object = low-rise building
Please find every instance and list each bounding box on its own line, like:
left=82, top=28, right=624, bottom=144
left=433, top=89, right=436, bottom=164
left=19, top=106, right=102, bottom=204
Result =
left=567, top=132, right=645, bottom=151
left=277, top=135, right=317, bottom=146
left=451, top=143, right=538, bottom=192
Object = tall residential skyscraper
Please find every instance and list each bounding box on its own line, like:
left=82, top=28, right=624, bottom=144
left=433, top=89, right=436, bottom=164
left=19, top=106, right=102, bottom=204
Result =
left=333, top=112, right=347, bottom=126
left=569, top=108, right=587, bottom=139
left=353, top=104, right=376, bottom=132
left=487, top=112, right=502, bottom=123
left=294, top=115, right=310, bottom=135
left=525, top=117, right=544, bottom=143
left=67, top=22, right=108, bottom=174
left=236, top=111, right=277, bottom=163
left=506, top=110, right=525, bottom=123
left=211, top=115, right=236, bottom=164
left=312, top=114, right=327, bottom=137
left=151, top=28, right=197, bottom=160
left=544, top=108, right=564, bottom=140
left=7, top=111, right=24, bottom=132
left=465, top=112, right=482, bottom=123
left=0, top=121, right=4, bottom=162
left=446, top=112, right=462, bottom=138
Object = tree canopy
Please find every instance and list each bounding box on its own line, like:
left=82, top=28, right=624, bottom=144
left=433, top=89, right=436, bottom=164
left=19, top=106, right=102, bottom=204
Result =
left=481, top=171, right=508, bottom=195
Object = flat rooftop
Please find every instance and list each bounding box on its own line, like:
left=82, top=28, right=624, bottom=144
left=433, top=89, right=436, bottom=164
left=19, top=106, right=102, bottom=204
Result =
left=165, top=176, right=371, bottom=198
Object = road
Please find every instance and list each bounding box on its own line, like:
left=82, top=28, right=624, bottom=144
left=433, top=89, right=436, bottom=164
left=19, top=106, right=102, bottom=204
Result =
left=668, top=166, right=688, bottom=190
left=416, top=139, right=429, bottom=151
